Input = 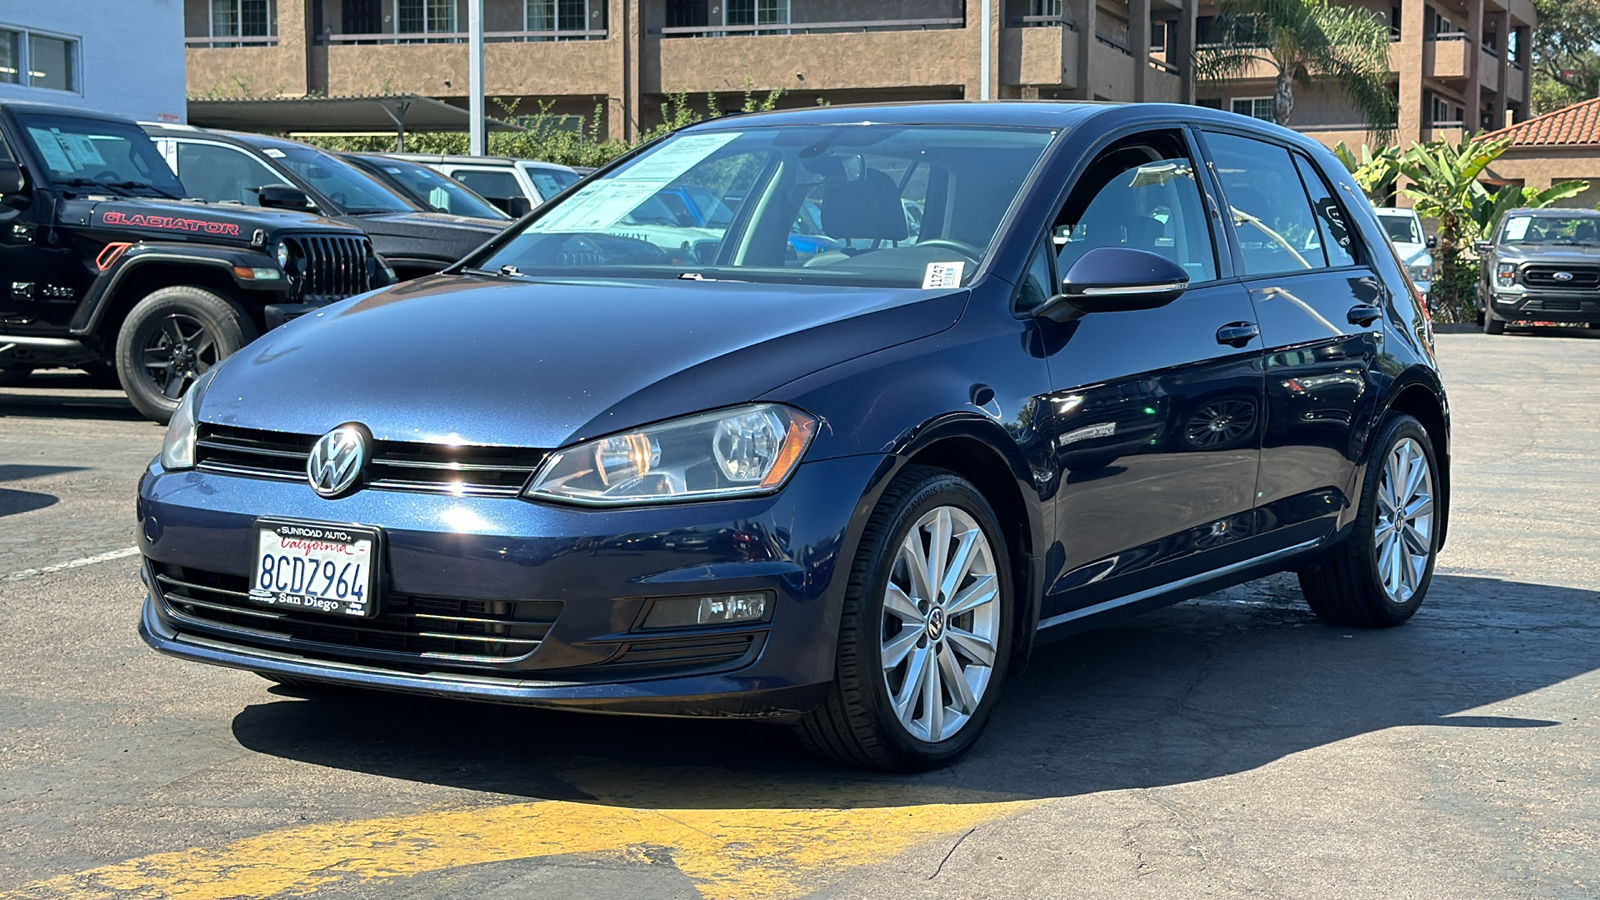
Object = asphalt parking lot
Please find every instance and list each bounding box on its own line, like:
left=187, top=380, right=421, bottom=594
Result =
left=2, top=329, right=1598, bottom=899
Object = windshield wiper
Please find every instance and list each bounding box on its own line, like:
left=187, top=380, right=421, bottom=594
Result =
left=103, top=180, right=185, bottom=201
left=55, top=177, right=134, bottom=197
left=459, top=265, right=531, bottom=279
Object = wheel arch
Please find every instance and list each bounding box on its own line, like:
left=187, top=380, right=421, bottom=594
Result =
left=71, top=247, right=283, bottom=343
left=891, top=419, right=1045, bottom=675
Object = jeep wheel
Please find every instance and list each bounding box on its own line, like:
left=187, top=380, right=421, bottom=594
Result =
left=0, top=367, right=31, bottom=387
left=116, top=286, right=256, bottom=424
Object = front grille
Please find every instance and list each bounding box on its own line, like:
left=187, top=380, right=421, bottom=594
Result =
left=154, top=563, right=561, bottom=663
left=1524, top=297, right=1590, bottom=312
left=193, top=425, right=547, bottom=497
left=1523, top=264, right=1600, bottom=289
left=604, top=632, right=759, bottom=670
left=287, top=234, right=372, bottom=303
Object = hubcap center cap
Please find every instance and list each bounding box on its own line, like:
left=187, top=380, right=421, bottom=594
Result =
left=925, top=607, right=946, bottom=642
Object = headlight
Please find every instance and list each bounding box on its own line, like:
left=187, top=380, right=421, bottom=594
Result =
left=1495, top=263, right=1517, bottom=288
left=159, top=368, right=218, bottom=471
left=275, top=241, right=291, bottom=268
left=1408, top=264, right=1431, bottom=282
left=526, top=404, right=818, bottom=506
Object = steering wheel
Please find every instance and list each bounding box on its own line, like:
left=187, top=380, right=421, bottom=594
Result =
left=915, top=238, right=985, bottom=260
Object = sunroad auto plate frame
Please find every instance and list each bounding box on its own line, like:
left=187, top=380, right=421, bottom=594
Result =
left=248, top=518, right=383, bottom=618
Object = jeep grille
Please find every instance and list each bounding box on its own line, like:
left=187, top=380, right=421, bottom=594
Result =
left=286, top=235, right=372, bottom=303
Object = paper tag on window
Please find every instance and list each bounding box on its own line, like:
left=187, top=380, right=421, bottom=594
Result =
left=262, top=148, right=286, bottom=158
left=1504, top=217, right=1529, bottom=240
left=923, top=261, right=964, bottom=290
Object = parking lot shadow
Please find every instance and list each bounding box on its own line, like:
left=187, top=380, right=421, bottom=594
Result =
left=229, top=573, right=1599, bottom=808
left=0, top=372, right=144, bottom=422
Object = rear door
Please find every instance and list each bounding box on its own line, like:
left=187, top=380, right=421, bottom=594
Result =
left=168, top=138, right=293, bottom=206
left=1032, top=127, right=1265, bottom=626
left=0, top=123, right=45, bottom=325
left=1197, top=129, right=1386, bottom=548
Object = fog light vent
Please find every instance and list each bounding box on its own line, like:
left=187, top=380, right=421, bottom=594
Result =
left=641, top=592, right=770, bottom=630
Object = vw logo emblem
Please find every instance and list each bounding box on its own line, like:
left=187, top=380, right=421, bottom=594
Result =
left=306, top=424, right=370, bottom=498
left=1554, top=271, right=1574, bottom=282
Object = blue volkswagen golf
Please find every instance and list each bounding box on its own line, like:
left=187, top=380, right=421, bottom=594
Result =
left=139, top=102, right=1449, bottom=771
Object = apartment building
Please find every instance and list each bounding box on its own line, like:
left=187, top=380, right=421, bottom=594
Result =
left=3, top=0, right=185, bottom=123
left=183, top=0, right=1200, bottom=138
left=1194, top=0, right=1535, bottom=150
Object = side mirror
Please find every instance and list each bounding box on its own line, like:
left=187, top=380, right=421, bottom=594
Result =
left=505, top=196, right=534, bottom=218
left=1036, top=247, right=1189, bottom=323
left=257, top=184, right=315, bottom=212
left=1472, top=239, right=1492, bottom=253
left=0, top=161, right=23, bottom=196
left=1426, top=234, right=1438, bottom=248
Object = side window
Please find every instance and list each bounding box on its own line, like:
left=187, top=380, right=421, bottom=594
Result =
left=175, top=141, right=289, bottom=205
left=1051, top=131, right=1218, bottom=284
left=1204, top=131, right=1328, bottom=275
left=1293, top=154, right=1360, bottom=267
left=451, top=169, right=524, bottom=204
left=1014, top=236, right=1055, bottom=314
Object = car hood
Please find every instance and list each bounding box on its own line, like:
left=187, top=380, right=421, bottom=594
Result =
left=352, top=210, right=505, bottom=237
left=201, top=275, right=968, bottom=448
left=1496, top=245, right=1600, bottom=263
left=1391, top=243, right=1431, bottom=267
left=76, top=197, right=360, bottom=247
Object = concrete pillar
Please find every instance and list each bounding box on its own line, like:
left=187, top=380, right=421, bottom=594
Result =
left=964, top=0, right=1003, bottom=101
left=1465, top=0, right=1483, bottom=133
left=1515, top=25, right=1531, bottom=121
left=1069, top=0, right=1096, bottom=99
left=1492, top=12, right=1508, bottom=129
left=276, top=0, right=312, bottom=96
left=1131, top=0, right=1151, bottom=101
left=1397, top=0, right=1425, bottom=145
left=606, top=0, right=640, bottom=141
left=1175, top=0, right=1195, bottom=103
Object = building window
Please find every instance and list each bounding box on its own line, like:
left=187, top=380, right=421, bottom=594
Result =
left=0, top=25, right=78, bottom=93
left=1232, top=97, right=1275, bottom=121
left=1031, top=0, right=1063, bottom=17
left=397, top=0, right=457, bottom=35
left=526, top=0, right=595, bottom=38
left=724, top=0, right=789, bottom=28
left=1151, top=21, right=1168, bottom=51
left=210, top=0, right=276, bottom=46
left=1428, top=93, right=1463, bottom=124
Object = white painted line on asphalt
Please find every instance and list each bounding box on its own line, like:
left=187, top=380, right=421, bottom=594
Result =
left=2, top=546, right=140, bottom=582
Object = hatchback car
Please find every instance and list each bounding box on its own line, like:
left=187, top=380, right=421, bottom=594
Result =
left=138, top=102, right=1450, bottom=771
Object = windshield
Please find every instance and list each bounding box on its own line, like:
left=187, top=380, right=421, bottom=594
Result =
left=264, top=144, right=416, bottom=214
left=521, top=163, right=580, bottom=200
left=365, top=158, right=509, bottom=220
left=1378, top=214, right=1422, bottom=245
left=476, top=124, right=1057, bottom=288
left=1502, top=215, right=1600, bottom=246
left=15, top=112, right=186, bottom=196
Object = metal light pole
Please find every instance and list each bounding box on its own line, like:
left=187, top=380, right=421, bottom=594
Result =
left=468, top=0, right=485, bottom=155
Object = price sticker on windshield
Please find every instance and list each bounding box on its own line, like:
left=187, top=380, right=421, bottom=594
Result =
left=923, top=261, right=965, bottom=290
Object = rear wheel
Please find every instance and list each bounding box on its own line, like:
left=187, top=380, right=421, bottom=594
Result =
left=0, top=367, right=31, bottom=387
left=115, top=286, right=256, bottom=424
left=795, top=466, right=1013, bottom=771
left=1298, top=414, right=1439, bottom=627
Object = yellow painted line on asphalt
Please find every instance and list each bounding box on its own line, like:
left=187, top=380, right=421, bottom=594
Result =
left=4, top=783, right=1041, bottom=899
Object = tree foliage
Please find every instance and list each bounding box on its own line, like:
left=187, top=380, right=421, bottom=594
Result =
left=1530, top=0, right=1600, bottom=114
left=1196, top=0, right=1397, bottom=140
left=1331, top=141, right=1400, bottom=203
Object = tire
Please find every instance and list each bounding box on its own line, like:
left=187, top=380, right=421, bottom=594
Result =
left=115, top=286, right=257, bottom=424
left=795, top=465, right=1014, bottom=771
left=1298, top=414, right=1440, bottom=627
left=0, top=367, right=32, bottom=387
left=1483, top=312, right=1506, bottom=335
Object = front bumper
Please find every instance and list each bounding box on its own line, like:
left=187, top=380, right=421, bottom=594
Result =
left=1488, top=291, right=1600, bottom=323
left=137, top=453, right=889, bottom=718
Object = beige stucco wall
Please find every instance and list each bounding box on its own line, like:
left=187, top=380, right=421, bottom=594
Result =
left=646, top=29, right=973, bottom=94
left=1487, top=149, right=1600, bottom=209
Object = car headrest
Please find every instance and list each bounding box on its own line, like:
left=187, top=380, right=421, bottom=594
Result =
left=821, top=169, right=908, bottom=242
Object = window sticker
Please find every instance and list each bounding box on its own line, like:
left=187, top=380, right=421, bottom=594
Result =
left=25, top=127, right=73, bottom=173
left=1314, top=197, right=1351, bottom=249
left=262, top=148, right=286, bottom=158
left=529, top=132, right=742, bottom=234
left=923, top=261, right=965, bottom=290
left=1504, top=217, right=1530, bottom=240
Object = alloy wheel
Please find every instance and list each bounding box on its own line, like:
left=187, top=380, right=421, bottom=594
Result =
left=141, top=313, right=218, bottom=401
left=880, top=506, right=1000, bottom=743
left=1374, top=436, right=1435, bottom=603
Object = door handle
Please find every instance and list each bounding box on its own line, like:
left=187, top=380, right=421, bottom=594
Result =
left=1215, top=322, right=1260, bottom=347
left=1347, top=304, right=1383, bottom=326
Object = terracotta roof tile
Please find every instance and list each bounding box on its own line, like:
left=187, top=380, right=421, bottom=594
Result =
left=1484, top=96, right=1600, bottom=147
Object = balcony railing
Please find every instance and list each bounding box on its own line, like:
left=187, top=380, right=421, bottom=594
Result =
left=319, top=29, right=606, bottom=44
left=651, top=18, right=962, bottom=37
left=1429, top=30, right=1469, bottom=41
left=185, top=35, right=279, bottom=48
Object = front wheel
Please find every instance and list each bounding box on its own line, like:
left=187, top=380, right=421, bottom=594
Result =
left=116, top=286, right=257, bottom=424
left=1298, top=414, right=1440, bottom=626
left=1483, top=312, right=1506, bottom=335
left=795, top=466, right=1013, bottom=771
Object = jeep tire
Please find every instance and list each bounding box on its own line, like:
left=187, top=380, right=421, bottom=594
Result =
left=116, top=286, right=257, bottom=424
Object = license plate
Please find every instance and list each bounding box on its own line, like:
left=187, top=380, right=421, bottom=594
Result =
left=249, top=520, right=379, bottom=617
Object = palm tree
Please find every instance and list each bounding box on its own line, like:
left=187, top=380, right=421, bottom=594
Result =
left=1197, top=0, right=1398, bottom=142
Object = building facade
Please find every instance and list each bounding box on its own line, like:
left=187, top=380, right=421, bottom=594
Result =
left=1194, top=0, right=1535, bottom=151
left=183, top=0, right=1201, bottom=138
left=0, top=0, right=187, bottom=122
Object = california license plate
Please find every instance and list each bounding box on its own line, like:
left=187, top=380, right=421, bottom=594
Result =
left=248, top=520, right=379, bottom=617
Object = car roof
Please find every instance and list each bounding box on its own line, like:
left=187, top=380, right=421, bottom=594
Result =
left=387, top=152, right=579, bottom=173
left=1372, top=207, right=1420, bottom=216
left=3, top=100, right=138, bottom=125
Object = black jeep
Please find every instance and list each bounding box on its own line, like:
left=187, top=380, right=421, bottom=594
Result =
left=1475, top=208, right=1600, bottom=335
left=0, top=101, right=389, bottom=421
